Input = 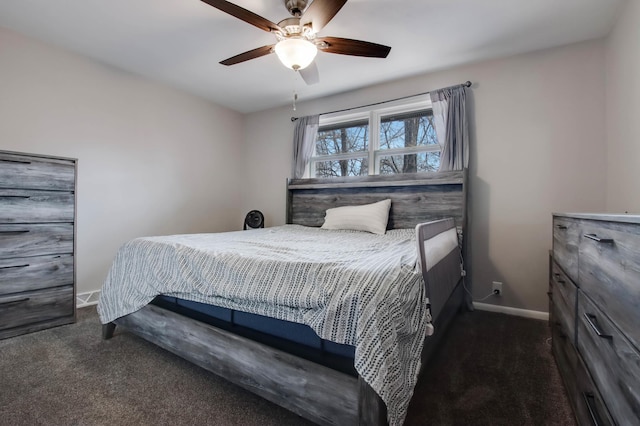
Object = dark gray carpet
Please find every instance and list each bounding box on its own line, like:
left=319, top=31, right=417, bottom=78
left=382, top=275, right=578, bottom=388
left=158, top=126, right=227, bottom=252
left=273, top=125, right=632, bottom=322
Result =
left=0, top=307, right=575, bottom=425
left=405, top=310, right=576, bottom=426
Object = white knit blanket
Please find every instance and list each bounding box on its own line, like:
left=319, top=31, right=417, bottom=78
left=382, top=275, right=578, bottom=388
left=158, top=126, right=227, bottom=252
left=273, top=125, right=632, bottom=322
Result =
left=98, top=225, right=427, bottom=426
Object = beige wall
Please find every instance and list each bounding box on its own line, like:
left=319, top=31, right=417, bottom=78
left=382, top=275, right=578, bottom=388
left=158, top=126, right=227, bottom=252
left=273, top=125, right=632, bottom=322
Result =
left=0, top=28, right=244, bottom=295
left=605, top=0, right=640, bottom=213
left=242, top=40, right=607, bottom=313
left=0, top=23, right=619, bottom=314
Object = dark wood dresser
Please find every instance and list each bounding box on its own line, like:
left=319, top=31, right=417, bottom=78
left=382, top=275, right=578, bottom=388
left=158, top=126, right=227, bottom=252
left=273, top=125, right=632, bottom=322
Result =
left=0, top=150, right=76, bottom=339
left=550, top=213, right=640, bottom=425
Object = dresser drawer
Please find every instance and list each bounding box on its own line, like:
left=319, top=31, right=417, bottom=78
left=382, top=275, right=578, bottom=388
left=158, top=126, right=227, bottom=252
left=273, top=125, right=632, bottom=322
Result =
left=574, top=353, right=614, bottom=426
left=551, top=276, right=577, bottom=345
left=551, top=315, right=579, bottom=422
left=551, top=260, right=577, bottom=340
left=578, top=220, right=640, bottom=349
left=0, top=285, right=74, bottom=332
left=577, top=292, right=640, bottom=424
left=0, top=189, right=74, bottom=223
left=553, top=216, right=581, bottom=282
left=0, top=223, right=73, bottom=258
left=551, top=303, right=578, bottom=388
left=0, top=254, right=74, bottom=295
left=0, top=154, right=75, bottom=191
left=552, top=305, right=613, bottom=426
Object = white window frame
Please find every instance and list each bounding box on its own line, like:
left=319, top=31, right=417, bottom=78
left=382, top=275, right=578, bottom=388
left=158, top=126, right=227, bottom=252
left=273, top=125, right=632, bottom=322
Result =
left=309, top=94, right=439, bottom=178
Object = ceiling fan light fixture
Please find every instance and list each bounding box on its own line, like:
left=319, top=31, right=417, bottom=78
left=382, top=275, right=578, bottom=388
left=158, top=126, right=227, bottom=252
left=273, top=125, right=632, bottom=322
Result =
left=274, top=38, right=317, bottom=70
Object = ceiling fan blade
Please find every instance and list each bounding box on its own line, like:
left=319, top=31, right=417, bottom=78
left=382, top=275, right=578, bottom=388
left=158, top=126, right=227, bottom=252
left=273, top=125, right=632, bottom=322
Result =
left=220, top=45, right=275, bottom=66
left=200, top=0, right=282, bottom=33
left=300, top=0, right=347, bottom=33
left=316, top=37, right=391, bottom=58
left=299, top=62, right=319, bottom=85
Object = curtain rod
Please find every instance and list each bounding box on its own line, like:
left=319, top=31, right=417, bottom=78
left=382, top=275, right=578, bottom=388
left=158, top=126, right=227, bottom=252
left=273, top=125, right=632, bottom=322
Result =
left=290, top=80, right=471, bottom=122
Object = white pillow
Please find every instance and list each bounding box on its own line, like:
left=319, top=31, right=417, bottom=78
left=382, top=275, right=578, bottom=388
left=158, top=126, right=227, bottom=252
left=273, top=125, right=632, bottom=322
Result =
left=321, top=199, right=391, bottom=235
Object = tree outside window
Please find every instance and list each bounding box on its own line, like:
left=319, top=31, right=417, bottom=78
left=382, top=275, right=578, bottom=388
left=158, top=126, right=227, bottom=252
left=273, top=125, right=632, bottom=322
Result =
left=315, top=120, right=368, bottom=177
left=378, top=109, right=439, bottom=174
left=310, top=96, right=440, bottom=178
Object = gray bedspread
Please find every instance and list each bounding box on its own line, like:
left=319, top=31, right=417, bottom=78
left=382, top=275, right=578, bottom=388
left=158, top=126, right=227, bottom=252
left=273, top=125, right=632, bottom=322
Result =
left=98, top=225, right=427, bottom=426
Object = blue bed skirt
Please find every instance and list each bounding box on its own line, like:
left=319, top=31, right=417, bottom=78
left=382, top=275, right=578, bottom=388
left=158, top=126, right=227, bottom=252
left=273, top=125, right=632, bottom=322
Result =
left=151, top=295, right=357, bottom=376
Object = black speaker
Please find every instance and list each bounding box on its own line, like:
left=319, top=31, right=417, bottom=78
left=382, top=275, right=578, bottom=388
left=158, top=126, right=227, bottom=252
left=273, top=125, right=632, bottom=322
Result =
left=244, top=210, right=264, bottom=230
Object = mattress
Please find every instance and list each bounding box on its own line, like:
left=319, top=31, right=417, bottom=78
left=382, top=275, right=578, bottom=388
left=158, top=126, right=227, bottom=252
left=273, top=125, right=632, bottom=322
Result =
left=98, top=224, right=426, bottom=426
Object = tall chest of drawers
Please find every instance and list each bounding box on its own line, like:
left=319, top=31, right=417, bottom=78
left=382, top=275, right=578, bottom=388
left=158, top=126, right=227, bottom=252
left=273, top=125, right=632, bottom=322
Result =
left=0, top=150, right=76, bottom=339
left=551, top=213, right=640, bottom=425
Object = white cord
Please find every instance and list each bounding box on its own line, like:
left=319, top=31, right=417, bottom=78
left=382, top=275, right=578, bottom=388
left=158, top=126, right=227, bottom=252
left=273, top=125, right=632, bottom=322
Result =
left=459, top=251, right=498, bottom=302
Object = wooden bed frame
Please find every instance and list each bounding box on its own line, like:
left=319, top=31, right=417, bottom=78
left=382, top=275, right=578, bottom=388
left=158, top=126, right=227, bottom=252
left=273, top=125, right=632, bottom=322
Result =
left=102, top=170, right=467, bottom=426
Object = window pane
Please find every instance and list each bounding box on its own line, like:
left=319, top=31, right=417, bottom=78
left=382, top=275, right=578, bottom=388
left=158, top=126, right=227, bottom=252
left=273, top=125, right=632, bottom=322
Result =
left=379, top=109, right=437, bottom=150
left=315, top=158, right=368, bottom=177
left=316, top=120, right=368, bottom=156
left=379, top=152, right=440, bottom=174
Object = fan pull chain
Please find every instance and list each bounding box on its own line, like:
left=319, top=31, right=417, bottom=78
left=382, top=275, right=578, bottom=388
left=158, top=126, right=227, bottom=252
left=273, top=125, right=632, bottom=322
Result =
left=292, top=71, right=299, bottom=111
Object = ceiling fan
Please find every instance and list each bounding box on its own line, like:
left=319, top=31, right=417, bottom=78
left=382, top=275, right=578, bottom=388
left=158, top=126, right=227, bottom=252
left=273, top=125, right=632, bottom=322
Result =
left=200, top=0, right=391, bottom=85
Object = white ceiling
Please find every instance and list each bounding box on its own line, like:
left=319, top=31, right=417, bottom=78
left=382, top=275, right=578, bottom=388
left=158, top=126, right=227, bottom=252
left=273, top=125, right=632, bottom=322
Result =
left=0, top=0, right=624, bottom=113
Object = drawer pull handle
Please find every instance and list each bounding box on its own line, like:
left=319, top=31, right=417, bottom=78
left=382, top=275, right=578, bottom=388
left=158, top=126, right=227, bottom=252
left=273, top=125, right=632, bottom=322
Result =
left=555, top=224, right=568, bottom=230
left=0, top=158, right=31, bottom=164
left=0, top=230, right=30, bottom=235
left=0, top=297, right=30, bottom=306
left=582, top=392, right=603, bottom=426
left=553, top=273, right=566, bottom=285
left=554, top=321, right=567, bottom=339
left=584, top=313, right=612, bottom=339
left=0, top=195, right=31, bottom=199
left=584, top=234, right=614, bottom=244
left=0, top=264, right=29, bottom=270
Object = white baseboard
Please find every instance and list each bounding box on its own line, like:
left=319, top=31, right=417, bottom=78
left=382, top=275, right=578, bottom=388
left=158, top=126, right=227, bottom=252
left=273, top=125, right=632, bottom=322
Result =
left=473, top=302, right=549, bottom=321
left=75, top=290, right=549, bottom=320
left=76, top=290, right=101, bottom=308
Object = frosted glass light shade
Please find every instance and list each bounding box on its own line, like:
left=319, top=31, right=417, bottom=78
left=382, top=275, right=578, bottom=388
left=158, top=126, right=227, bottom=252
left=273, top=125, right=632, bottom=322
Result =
left=274, top=38, right=317, bottom=70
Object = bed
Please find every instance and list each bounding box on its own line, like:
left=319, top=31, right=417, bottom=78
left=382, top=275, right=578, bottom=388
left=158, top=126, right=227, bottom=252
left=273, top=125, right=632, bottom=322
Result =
left=98, top=170, right=467, bottom=426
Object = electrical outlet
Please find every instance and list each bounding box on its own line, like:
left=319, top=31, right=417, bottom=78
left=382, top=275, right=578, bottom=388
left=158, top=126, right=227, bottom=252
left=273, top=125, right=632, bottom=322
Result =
left=492, top=281, right=503, bottom=296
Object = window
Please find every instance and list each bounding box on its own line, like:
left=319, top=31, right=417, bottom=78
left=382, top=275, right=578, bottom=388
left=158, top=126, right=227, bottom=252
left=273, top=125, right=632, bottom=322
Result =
left=309, top=96, right=440, bottom=178
left=315, top=117, right=369, bottom=177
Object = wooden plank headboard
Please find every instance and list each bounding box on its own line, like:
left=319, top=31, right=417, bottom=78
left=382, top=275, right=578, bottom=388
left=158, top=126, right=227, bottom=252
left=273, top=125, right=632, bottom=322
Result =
left=287, top=170, right=467, bottom=231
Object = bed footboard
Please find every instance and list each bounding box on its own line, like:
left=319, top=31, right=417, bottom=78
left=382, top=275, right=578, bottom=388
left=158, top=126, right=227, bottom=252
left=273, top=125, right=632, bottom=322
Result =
left=105, top=303, right=385, bottom=426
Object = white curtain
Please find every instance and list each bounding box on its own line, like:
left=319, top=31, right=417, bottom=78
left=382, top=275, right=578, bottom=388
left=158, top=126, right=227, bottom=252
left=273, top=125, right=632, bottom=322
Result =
left=430, top=85, right=469, bottom=171
left=291, top=114, right=319, bottom=179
